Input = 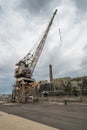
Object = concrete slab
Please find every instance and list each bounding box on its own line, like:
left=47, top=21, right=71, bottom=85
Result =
left=0, top=111, right=60, bottom=130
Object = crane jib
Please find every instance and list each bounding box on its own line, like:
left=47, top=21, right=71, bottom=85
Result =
left=15, top=9, right=57, bottom=79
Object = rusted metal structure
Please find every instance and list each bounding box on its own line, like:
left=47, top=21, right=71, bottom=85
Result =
left=12, top=9, right=57, bottom=103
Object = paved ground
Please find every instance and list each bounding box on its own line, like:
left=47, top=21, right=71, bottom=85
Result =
left=0, top=102, right=87, bottom=130
left=0, top=111, right=59, bottom=130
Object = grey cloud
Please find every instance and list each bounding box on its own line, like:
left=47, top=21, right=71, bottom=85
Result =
left=81, top=45, right=87, bottom=68
left=75, top=0, right=87, bottom=11
left=19, top=0, right=60, bottom=16
left=0, top=5, right=4, bottom=18
left=20, top=0, right=50, bottom=15
left=34, top=46, right=72, bottom=80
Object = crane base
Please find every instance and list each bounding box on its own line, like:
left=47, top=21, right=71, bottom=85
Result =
left=12, top=77, right=38, bottom=103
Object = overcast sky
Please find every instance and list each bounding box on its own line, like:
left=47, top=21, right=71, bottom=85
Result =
left=0, top=0, right=87, bottom=94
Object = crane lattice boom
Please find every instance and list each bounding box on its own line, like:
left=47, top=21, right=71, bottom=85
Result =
left=15, top=9, right=57, bottom=78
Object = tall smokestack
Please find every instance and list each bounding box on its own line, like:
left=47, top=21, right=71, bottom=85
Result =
left=49, top=64, right=53, bottom=82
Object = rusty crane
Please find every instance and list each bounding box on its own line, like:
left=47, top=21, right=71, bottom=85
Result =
left=12, top=9, right=57, bottom=103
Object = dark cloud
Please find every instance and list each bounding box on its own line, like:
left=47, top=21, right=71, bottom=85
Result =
left=20, top=0, right=60, bottom=16
left=20, top=0, right=50, bottom=15
left=22, top=0, right=48, bottom=9
left=75, top=0, right=87, bottom=11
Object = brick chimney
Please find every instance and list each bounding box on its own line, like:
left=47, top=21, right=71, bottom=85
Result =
left=49, top=64, right=53, bottom=82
